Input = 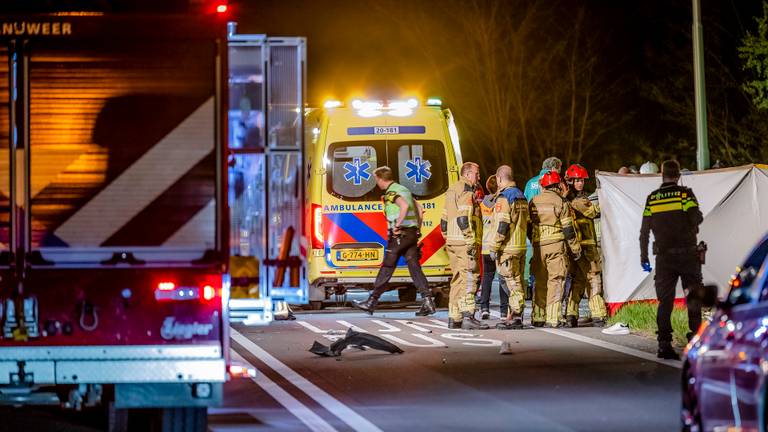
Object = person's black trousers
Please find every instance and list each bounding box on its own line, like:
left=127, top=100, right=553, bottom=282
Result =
left=371, top=227, right=429, bottom=299
left=479, top=253, right=509, bottom=315
left=654, top=253, right=703, bottom=343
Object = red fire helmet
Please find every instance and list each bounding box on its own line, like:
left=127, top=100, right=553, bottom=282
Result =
left=539, top=170, right=562, bottom=188
left=566, top=164, right=589, bottom=180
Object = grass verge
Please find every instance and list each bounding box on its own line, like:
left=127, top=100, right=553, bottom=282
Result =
left=608, top=302, right=690, bottom=347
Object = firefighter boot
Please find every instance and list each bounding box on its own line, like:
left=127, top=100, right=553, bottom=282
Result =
left=447, top=318, right=462, bottom=329
left=415, top=296, right=437, bottom=317
left=565, top=315, right=578, bottom=328
left=657, top=341, right=680, bottom=360
left=352, top=296, right=378, bottom=315
left=496, top=316, right=523, bottom=330
left=461, top=312, right=490, bottom=330
left=591, top=317, right=607, bottom=328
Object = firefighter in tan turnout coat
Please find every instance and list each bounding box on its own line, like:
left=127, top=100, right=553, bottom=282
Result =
left=529, top=170, right=582, bottom=328
left=441, top=162, right=489, bottom=330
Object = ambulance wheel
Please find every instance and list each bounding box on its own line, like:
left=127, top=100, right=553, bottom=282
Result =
left=398, top=286, right=417, bottom=302
left=310, top=300, right=324, bottom=310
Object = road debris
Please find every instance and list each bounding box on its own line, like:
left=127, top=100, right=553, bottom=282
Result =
left=309, top=328, right=404, bottom=357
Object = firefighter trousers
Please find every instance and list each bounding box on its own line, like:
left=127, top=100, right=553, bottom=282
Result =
left=371, top=228, right=429, bottom=300
left=566, top=248, right=607, bottom=319
left=446, top=243, right=479, bottom=321
left=532, top=243, right=568, bottom=326
left=497, top=253, right=526, bottom=318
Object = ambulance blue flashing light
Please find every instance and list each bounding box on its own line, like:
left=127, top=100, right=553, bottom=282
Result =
left=426, top=98, right=442, bottom=106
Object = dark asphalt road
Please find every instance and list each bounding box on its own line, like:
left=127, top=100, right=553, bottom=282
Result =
left=217, top=309, right=684, bottom=432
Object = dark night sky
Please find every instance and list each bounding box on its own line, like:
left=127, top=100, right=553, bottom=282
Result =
left=1, top=0, right=764, bottom=175
left=233, top=0, right=765, bottom=175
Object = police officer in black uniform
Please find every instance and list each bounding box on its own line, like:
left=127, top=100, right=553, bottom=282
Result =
left=639, top=160, right=704, bottom=360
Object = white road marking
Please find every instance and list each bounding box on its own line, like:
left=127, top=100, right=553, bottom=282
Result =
left=336, top=320, right=366, bottom=332
left=381, top=333, right=447, bottom=347
left=492, top=309, right=682, bottom=368
left=231, top=327, right=384, bottom=432
left=538, top=328, right=683, bottom=369
left=369, top=319, right=402, bottom=332
left=228, top=349, right=337, bottom=432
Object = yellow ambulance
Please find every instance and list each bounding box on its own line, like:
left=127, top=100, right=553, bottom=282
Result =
left=303, top=98, right=462, bottom=307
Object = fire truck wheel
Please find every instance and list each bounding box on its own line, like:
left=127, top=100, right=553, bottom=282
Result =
left=157, top=407, right=207, bottom=432
left=398, top=286, right=417, bottom=303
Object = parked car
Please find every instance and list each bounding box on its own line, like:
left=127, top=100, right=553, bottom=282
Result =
left=683, top=233, right=768, bottom=432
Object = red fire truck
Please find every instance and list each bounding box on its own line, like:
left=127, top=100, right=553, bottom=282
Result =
left=0, top=13, right=229, bottom=430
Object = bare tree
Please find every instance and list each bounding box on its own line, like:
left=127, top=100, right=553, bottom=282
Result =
left=374, top=0, right=626, bottom=179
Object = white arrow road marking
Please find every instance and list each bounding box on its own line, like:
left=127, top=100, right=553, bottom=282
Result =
left=231, top=327, right=383, bottom=432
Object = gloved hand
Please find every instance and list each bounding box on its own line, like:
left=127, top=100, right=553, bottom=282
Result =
left=467, top=244, right=477, bottom=258
left=489, top=251, right=497, bottom=262
left=572, top=252, right=581, bottom=261
left=641, top=261, right=652, bottom=272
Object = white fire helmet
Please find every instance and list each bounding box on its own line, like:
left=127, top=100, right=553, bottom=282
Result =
left=640, top=161, right=659, bottom=174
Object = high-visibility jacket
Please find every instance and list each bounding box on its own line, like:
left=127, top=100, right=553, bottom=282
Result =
left=529, top=188, right=581, bottom=256
left=639, top=182, right=703, bottom=263
left=492, top=186, right=528, bottom=256
left=441, top=178, right=481, bottom=246
left=480, top=194, right=497, bottom=255
left=568, top=190, right=599, bottom=249
left=382, top=182, right=419, bottom=230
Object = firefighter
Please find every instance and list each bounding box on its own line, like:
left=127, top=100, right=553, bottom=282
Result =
left=491, top=165, right=528, bottom=330
left=529, top=170, right=581, bottom=328
left=352, top=166, right=436, bottom=317
left=478, top=174, right=510, bottom=320
left=564, top=164, right=607, bottom=328
left=441, top=162, right=488, bottom=330
left=639, top=160, right=704, bottom=360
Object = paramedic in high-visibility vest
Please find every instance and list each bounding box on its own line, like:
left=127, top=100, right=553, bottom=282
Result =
left=441, top=162, right=489, bottom=330
left=352, top=166, right=437, bottom=317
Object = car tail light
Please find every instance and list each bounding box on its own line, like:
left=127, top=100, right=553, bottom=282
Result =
left=311, top=203, right=324, bottom=249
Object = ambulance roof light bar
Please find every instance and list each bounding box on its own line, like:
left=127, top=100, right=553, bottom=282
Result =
left=323, top=100, right=343, bottom=109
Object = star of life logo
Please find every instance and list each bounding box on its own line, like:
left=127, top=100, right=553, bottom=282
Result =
left=343, top=158, right=371, bottom=185
left=405, top=157, right=431, bottom=184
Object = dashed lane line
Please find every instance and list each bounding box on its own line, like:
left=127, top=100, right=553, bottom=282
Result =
left=227, top=348, right=338, bottom=432
left=230, top=327, right=384, bottom=432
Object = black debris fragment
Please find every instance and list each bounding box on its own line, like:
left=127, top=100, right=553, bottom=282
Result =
left=309, top=328, right=404, bottom=357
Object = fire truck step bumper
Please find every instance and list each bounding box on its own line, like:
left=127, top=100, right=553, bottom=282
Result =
left=0, top=359, right=225, bottom=385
